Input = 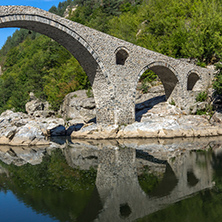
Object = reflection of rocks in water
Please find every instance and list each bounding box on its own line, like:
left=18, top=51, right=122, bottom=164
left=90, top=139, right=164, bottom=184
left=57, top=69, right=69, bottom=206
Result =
left=0, top=137, right=219, bottom=222
left=64, top=142, right=99, bottom=170
left=0, top=164, right=9, bottom=176
left=0, top=145, right=47, bottom=166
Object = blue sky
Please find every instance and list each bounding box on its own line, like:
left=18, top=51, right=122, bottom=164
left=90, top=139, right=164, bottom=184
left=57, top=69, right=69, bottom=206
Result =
left=0, top=0, right=63, bottom=48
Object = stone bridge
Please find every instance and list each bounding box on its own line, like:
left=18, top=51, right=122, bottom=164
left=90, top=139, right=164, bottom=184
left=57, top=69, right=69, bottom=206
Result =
left=0, top=6, right=214, bottom=125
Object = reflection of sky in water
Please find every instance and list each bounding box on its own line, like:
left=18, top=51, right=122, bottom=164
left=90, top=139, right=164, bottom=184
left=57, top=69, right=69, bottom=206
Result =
left=0, top=191, right=58, bottom=222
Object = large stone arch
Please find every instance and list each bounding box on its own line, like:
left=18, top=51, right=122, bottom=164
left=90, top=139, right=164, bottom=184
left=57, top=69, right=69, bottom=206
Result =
left=0, top=6, right=115, bottom=124
left=138, top=61, right=179, bottom=99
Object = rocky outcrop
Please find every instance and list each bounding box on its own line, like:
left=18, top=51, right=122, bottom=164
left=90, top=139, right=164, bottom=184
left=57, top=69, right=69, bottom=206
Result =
left=63, top=5, right=77, bottom=18
left=25, top=92, right=55, bottom=118
left=70, top=114, right=222, bottom=139
left=1, top=87, right=222, bottom=146
left=59, top=90, right=96, bottom=125
left=69, top=100, right=222, bottom=139
left=0, top=110, right=65, bottom=146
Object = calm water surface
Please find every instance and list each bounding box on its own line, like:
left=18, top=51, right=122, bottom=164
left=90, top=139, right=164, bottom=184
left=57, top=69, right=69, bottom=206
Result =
left=0, top=138, right=222, bottom=222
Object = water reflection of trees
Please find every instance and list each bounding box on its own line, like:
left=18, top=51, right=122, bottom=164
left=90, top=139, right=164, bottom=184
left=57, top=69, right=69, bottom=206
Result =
left=0, top=149, right=97, bottom=221
left=0, top=138, right=221, bottom=221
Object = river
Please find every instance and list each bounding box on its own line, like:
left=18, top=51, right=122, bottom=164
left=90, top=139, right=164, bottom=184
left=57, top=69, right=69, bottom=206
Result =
left=0, top=137, right=222, bottom=222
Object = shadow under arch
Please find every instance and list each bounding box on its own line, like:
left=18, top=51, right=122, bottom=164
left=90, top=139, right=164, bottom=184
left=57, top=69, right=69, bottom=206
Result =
left=115, top=46, right=129, bottom=65
left=136, top=150, right=178, bottom=198
left=138, top=61, right=179, bottom=99
left=187, top=71, right=200, bottom=91
left=0, top=6, right=115, bottom=124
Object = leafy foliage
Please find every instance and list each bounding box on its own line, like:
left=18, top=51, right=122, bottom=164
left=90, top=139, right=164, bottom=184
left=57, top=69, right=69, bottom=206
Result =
left=196, top=91, right=208, bottom=102
left=0, top=149, right=97, bottom=221
left=49, top=0, right=76, bottom=16
left=213, top=63, right=222, bottom=95
left=0, top=34, right=89, bottom=112
left=170, top=99, right=176, bottom=106
left=137, top=70, right=157, bottom=93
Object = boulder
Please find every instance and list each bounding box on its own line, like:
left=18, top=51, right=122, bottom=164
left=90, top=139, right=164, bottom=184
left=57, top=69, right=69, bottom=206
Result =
left=211, top=111, right=222, bottom=124
left=25, top=92, right=55, bottom=118
left=148, top=85, right=164, bottom=93
left=0, top=110, right=66, bottom=145
left=9, top=121, right=48, bottom=146
left=38, top=117, right=65, bottom=137
left=138, top=101, right=181, bottom=122
left=59, top=90, right=96, bottom=124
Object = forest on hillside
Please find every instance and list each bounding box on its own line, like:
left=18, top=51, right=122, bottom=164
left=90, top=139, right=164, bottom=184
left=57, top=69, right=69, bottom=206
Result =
left=1, top=0, right=222, bottom=113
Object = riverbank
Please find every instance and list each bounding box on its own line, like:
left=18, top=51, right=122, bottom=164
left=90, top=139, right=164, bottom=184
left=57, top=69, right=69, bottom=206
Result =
left=70, top=113, right=222, bottom=139
left=1, top=86, right=222, bottom=145
left=0, top=106, right=222, bottom=146
left=0, top=135, right=221, bottom=166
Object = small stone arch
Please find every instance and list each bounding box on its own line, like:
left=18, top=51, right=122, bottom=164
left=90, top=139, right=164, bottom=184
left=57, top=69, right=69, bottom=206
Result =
left=137, top=61, right=179, bottom=99
left=115, top=47, right=129, bottom=65
left=187, top=71, right=200, bottom=91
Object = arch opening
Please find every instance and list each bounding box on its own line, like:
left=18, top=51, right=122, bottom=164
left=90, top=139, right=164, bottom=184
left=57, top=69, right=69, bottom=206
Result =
left=119, top=203, right=132, bottom=218
left=116, top=49, right=129, bottom=65
left=0, top=8, right=115, bottom=125
left=135, top=62, right=179, bottom=121
left=187, top=72, right=200, bottom=91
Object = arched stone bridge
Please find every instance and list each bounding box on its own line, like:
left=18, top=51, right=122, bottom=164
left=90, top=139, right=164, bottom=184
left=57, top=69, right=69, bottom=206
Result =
left=0, top=6, right=214, bottom=125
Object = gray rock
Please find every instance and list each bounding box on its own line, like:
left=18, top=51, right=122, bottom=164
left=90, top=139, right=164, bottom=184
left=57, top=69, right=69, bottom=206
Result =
left=10, top=122, right=45, bottom=145
left=26, top=92, right=55, bottom=117
left=211, top=111, right=222, bottom=123
left=59, top=90, right=96, bottom=124
left=190, top=102, right=208, bottom=114
left=148, top=85, right=165, bottom=93
left=0, top=110, right=66, bottom=145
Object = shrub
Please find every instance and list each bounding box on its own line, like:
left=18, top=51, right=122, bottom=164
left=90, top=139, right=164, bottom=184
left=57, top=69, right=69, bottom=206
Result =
left=213, top=63, right=222, bottom=95
left=169, top=99, right=176, bottom=106
left=86, top=88, right=93, bottom=98
left=196, top=91, right=207, bottom=102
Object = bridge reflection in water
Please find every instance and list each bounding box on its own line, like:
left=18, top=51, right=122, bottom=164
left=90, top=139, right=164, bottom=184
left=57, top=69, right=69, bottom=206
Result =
left=0, top=138, right=219, bottom=221
left=63, top=139, right=214, bottom=222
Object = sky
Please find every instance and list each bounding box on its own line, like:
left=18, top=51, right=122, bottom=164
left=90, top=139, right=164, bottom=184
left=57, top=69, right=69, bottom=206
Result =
left=0, top=0, right=63, bottom=48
